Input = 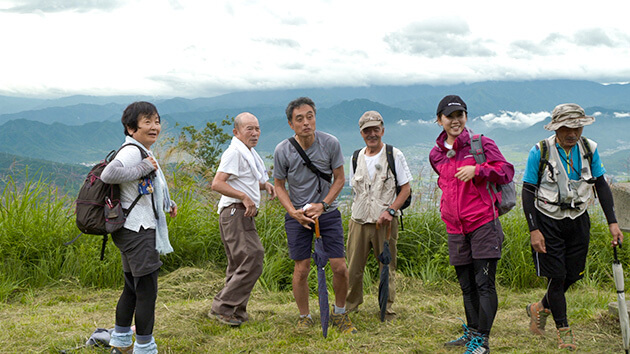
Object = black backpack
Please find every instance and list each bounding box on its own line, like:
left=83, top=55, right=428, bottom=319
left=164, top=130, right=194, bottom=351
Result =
left=352, top=144, right=412, bottom=229
left=69, top=144, right=149, bottom=260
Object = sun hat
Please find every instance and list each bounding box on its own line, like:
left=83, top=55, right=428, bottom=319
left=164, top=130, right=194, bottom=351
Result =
left=544, top=103, right=595, bottom=131
left=358, top=111, right=384, bottom=130
left=436, top=95, right=467, bottom=117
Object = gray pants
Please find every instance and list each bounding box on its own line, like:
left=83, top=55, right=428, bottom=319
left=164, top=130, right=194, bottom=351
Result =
left=211, top=203, right=264, bottom=322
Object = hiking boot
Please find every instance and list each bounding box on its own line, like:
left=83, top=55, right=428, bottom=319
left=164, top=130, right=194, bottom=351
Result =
left=210, top=311, right=242, bottom=326
left=557, top=327, right=577, bottom=350
left=330, top=311, right=358, bottom=334
left=110, top=345, right=133, bottom=354
left=464, top=333, right=490, bottom=354
left=444, top=320, right=475, bottom=347
left=526, top=301, right=550, bottom=335
left=296, top=316, right=314, bottom=332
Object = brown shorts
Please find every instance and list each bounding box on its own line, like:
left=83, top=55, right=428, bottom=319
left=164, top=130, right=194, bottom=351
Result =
left=448, top=219, right=504, bottom=266
left=112, top=226, right=162, bottom=277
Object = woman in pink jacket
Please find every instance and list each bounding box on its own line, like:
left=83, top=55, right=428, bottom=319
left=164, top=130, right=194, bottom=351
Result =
left=429, top=95, right=514, bottom=354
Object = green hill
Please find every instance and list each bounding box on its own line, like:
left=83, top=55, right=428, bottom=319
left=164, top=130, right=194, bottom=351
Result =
left=0, top=152, right=91, bottom=195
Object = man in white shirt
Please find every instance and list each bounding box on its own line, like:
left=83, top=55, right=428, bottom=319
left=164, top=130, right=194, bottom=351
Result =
left=210, top=112, right=275, bottom=326
left=346, top=111, right=412, bottom=320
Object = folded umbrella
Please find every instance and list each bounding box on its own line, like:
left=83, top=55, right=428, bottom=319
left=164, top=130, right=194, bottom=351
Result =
left=377, top=223, right=392, bottom=322
left=613, top=244, right=630, bottom=353
left=313, top=218, right=330, bottom=337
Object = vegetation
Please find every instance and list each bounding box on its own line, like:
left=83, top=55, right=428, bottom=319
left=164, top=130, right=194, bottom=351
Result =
left=0, top=164, right=628, bottom=352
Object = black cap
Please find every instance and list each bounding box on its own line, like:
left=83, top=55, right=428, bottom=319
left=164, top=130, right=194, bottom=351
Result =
left=436, top=95, right=467, bottom=116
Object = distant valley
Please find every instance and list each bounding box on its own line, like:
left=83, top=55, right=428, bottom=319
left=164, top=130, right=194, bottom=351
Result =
left=1, top=79, right=630, bottom=191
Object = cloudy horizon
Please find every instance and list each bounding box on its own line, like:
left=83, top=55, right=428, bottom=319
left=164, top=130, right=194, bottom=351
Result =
left=1, top=0, right=629, bottom=101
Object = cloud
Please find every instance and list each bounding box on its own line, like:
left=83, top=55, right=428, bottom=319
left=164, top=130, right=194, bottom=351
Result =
left=614, top=112, right=630, bottom=118
left=418, top=119, right=434, bottom=125
left=477, top=110, right=549, bottom=128
left=509, top=28, right=630, bottom=58
left=397, top=119, right=410, bottom=126
left=255, top=38, right=301, bottom=49
left=384, top=19, right=495, bottom=58
left=0, top=0, right=125, bottom=13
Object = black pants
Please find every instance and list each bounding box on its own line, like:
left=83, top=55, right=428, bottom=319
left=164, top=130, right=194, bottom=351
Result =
left=455, top=259, right=498, bottom=335
left=534, top=212, right=590, bottom=328
left=116, top=269, right=159, bottom=336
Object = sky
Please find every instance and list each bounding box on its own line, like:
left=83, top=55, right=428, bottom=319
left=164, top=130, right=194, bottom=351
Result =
left=1, top=0, right=630, bottom=100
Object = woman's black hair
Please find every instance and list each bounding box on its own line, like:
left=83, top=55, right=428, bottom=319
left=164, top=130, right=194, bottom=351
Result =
left=121, top=101, right=160, bottom=136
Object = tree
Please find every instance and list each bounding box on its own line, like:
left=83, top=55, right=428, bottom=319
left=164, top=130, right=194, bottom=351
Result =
left=173, top=116, right=234, bottom=179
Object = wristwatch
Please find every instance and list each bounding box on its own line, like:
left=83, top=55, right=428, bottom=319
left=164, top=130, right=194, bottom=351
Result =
left=321, top=201, right=330, bottom=212
left=386, top=208, right=396, bottom=216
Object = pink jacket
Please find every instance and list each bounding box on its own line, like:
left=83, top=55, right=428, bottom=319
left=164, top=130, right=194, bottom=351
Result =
left=429, top=129, right=514, bottom=235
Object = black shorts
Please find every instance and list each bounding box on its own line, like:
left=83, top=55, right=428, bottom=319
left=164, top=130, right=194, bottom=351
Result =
left=448, top=219, right=504, bottom=266
left=532, top=211, right=590, bottom=280
left=112, top=226, right=162, bottom=277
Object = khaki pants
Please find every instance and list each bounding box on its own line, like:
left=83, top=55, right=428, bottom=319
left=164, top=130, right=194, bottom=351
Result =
left=346, top=218, right=398, bottom=313
left=211, top=204, right=264, bottom=322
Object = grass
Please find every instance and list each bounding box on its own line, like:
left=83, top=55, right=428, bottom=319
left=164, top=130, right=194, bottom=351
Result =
left=0, top=266, right=626, bottom=353
left=2, top=169, right=629, bottom=352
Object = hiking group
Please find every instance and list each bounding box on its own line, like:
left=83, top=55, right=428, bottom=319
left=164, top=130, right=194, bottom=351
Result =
left=91, top=96, right=623, bottom=354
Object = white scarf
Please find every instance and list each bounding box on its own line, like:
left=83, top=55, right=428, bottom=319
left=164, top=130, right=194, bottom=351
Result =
left=124, top=136, right=174, bottom=255
left=229, top=136, right=268, bottom=184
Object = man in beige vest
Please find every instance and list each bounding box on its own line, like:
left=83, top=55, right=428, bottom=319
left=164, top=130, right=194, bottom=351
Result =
left=346, top=111, right=412, bottom=320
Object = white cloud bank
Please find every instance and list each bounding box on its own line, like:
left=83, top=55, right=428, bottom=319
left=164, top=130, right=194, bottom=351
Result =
left=476, top=111, right=549, bottom=129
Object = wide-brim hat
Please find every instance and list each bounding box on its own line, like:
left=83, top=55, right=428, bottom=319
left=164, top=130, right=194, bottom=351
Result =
left=544, top=103, right=595, bottom=131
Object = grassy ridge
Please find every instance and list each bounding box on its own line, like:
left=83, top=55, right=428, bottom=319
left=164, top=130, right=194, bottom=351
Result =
left=0, top=170, right=627, bottom=304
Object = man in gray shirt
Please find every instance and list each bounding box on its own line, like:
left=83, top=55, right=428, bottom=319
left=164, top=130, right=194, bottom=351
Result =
left=273, top=97, right=357, bottom=334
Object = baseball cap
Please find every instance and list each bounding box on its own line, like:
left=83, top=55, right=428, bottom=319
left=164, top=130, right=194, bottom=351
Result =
left=358, top=111, right=384, bottom=130
left=436, top=95, right=467, bottom=117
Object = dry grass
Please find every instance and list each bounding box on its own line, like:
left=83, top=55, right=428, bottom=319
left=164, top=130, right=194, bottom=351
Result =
left=0, top=266, right=625, bottom=353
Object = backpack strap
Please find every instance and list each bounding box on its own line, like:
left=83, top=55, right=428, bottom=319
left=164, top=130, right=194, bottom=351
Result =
left=288, top=137, right=332, bottom=183
left=537, top=139, right=550, bottom=187
left=580, top=136, right=593, bottom=166
left=385, top=144, right=399, bottom=187
left=352, top=149, right=361, bottom=174
left=469, top=134, right=486, bottom=164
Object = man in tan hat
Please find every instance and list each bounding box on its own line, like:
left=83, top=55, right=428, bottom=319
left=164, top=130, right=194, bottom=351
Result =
left=521, top=103, right=623, bottom=350
left=346, top=110, right=412, bottom=320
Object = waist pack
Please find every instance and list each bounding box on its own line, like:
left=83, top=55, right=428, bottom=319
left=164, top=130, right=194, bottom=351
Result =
left=469, top=134, right=516, bottom=216
left=70, top=144, right=152, bottom=260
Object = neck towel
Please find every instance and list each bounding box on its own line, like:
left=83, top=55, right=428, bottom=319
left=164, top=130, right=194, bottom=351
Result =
left=229, top=136, right=268, bottom=184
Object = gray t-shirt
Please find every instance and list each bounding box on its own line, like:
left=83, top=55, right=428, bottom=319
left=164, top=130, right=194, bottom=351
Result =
left=273, top=131, right=344, bottom=211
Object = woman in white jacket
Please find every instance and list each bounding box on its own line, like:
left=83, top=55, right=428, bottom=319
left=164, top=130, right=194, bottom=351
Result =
left=101, top=101, right=177, bottom=354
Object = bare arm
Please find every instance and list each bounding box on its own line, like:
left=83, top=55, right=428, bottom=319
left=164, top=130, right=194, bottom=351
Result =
left=212, top=171, right=257, bottom=217
left=377, top=182, right=411, bottom=226
left=274, top=177, right=314, bottom=229
left=304, top=165, right=345, bottom=219
left=260, top=181, right=276, bottom=200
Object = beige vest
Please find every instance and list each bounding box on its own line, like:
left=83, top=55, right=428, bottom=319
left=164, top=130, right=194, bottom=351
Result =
left=350, top=147, right=398, bottom=224
left=535, top=135, right=596, bottom=220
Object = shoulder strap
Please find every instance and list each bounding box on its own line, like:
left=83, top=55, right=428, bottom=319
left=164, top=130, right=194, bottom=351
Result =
left=469, top=134, right=486, bottom=164
left=288, top=137, right=332, bottom=183
left=115, top=143, right=154, bottom=217
left=537, top=139, right=550, bottom=186
left=352, top=149, right=361, bottom=174
left=580, top=136, right=593, bottom=166
left=385, top=144, right=399, bottom=186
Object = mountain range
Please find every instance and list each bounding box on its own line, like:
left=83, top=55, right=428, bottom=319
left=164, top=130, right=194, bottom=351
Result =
left=1, top=79, right=629, bottom=180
